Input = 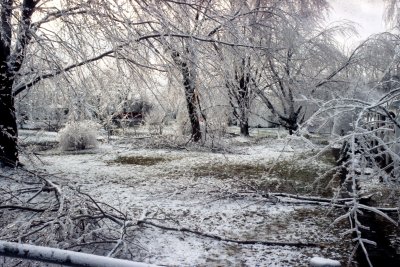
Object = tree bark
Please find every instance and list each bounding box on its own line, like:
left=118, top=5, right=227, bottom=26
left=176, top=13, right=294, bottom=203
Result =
left=238, top=82, right=250, bottom=136
left=239, top=119, right=250, bottom=136
left=0, top=74, right=18, bottom=167
left=0, top=0, right=37, bottom=167
left=182, top=65, right=202, bottom=142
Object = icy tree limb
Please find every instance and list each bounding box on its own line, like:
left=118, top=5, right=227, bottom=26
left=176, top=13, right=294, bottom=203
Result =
left=0, top=205, right=49, bottom=212
left=310, top=256, right=341, bottom=267
left=137, top=219, right=321, bottom=248
left=0, top=240, right=156, bottom=267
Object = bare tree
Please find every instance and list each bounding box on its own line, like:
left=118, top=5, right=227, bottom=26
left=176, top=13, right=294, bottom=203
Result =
left=130, top=0, right=222, bottom=142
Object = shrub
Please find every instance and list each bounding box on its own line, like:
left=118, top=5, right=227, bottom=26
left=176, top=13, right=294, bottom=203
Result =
left=205, top=111, right=228, bottom=138
left=58, top=120, right=99, bottom=151
left=145, top=108, right=165, bottom=135
left=176, top=110, right=192, bottom=136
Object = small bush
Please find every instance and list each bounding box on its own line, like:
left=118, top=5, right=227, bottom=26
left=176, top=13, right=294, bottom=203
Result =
left=205, top=115, right=228, bottom=138
left=58, top=120, right=99, bottom=151
left=176, top=110, right=192, bottom=136
left=145, top=108, right=165, bottom=135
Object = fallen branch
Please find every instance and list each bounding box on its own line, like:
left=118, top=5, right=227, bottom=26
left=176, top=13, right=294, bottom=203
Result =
left=0, top=240, right=156, bottom=267
left=269, top=193, right=399, bottom=213
left=0, top=205, right=49, bottom=212
left=137, top=219, right=321, bottom=248
left=0, top=168, right=132, bottom=252
left=268, top=192, right=372, bottom=204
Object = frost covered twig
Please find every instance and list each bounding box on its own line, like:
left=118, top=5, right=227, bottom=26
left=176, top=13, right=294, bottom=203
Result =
left=0, top=168, right=135, bottom=260
left=303, top=87, right=400, bottom=266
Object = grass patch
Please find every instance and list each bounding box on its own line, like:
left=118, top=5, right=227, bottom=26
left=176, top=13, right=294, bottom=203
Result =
left=192, top=163, right=266, bottom=180
left=298, top=149, right=337, bottom=166
left=267, top=160, right=319, bottom=183
left=264, top=158, right=337, bottom=196
left=192, top=155, right=338, bottom=196
left=258, top=160, right=321, bottom=195
left=112, top=155, right=168, bottom=166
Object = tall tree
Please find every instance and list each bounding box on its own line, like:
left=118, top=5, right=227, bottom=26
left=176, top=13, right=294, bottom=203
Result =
left=224, top=57, right=256, bottom=136
left=133, top=0, right=218, bottom=142
left=250, top=1, right=356, bottom=134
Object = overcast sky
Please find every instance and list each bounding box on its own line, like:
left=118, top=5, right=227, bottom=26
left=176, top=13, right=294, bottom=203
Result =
left=326, top=0, right=387, bottom=47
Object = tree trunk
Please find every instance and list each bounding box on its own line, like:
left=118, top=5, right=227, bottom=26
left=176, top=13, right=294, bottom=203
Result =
left=240, top=120, right=250, bottom=136
left=173, top=51, right=202, bottom=142
left=239, top=103, right=250, bottom=136
left=183, top=75, right=202, bottom=142
left=0, top=79, right=19, bottom=167
left=228, top=59, right=252, bottom=137
left=238, top=92, right=250, bottom=137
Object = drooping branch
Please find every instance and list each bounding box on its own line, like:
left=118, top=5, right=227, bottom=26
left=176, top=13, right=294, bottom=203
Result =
left=12, top=46, right=122, bottom=96
left=13, top=31, right=275, bottom=96
left=313, top=38, right=369, bottom=91
left=31, top=4, right=89, bottom=30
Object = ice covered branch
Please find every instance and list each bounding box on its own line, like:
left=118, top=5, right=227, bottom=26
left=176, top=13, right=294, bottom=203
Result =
left=137, top=219, right=321, bottom=248
left=0, top=241, right=156, bottom=267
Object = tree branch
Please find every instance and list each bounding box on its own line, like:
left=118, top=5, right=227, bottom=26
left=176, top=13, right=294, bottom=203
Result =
left=137, top=219, right=321, bottom=248
left=0, top=241, right=155, bottom=267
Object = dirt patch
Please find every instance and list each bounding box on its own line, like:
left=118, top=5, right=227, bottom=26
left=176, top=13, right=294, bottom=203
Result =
left=111, top=155, right=169, bottom=166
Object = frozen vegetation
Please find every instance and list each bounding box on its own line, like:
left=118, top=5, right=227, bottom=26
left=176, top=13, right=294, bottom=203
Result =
left=2, top=125, right=397, bottom=266
left=1, top=1, right=400, bottom=266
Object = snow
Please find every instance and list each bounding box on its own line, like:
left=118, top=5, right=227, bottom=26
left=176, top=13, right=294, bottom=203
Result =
left=310, top=256, right=341, bottom=267
left=19, top=129, right=58, bottom=144
left=10, top=130, right=347, bottom=266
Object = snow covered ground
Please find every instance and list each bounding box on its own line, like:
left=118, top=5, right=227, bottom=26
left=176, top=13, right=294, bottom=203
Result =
left=11, top=129, right=350, bottom=266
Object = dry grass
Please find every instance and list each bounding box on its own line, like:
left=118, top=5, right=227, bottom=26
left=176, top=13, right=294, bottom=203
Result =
left=111, top=155, right=169, bottom=166
left=191, top=152, right=338, bottom=196
left=192, top=163, right=267, bottom=180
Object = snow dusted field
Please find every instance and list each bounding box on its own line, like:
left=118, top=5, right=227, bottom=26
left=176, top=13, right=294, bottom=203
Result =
left=12, top=129, right=350, bottom=266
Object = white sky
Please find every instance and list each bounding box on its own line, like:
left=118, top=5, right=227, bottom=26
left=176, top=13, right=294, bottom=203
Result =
left=326, top=0, right=387, bottom=47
